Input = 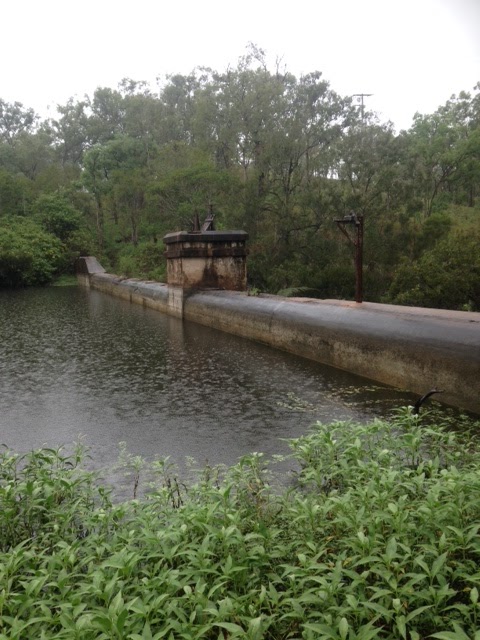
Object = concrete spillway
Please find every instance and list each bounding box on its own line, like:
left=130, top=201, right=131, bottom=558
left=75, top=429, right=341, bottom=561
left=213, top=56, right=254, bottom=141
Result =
left=76, top=257, right=480, bottom=414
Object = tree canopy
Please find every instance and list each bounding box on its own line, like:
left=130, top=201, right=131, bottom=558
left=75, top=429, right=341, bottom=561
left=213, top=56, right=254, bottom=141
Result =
left=0, top=46, right=478, bottom=308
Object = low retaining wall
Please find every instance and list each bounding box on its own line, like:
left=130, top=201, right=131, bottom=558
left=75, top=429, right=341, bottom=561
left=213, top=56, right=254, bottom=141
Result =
left=76, top=258, right=480, bottom=414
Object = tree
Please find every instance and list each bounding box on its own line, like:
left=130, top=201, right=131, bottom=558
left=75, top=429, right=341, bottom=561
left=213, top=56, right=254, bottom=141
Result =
left=88, top=87, right=126, bottom=143
left=190, top=51, right=350, bottom=279
left=82, top=136, right=150, bottom=246
left=405, top=85, right=480, bottom=217
left=147, top=148, right=243, bottom=235
left=0, top=99, right=37, bottom=146
left=50, top=98, right=92, bottom=167
left=0, top=170, right=33, bottom=217
left=13, top=128, right=55, bottom=180
left=335, top=122, right=403, bottom=215
left=159, top=73, right=200, bottom=145
left=0, top=101, right=53, bottom=181
left=435, top=86, right=480, bottom=207
left=122, top=88, right=164, bottom=165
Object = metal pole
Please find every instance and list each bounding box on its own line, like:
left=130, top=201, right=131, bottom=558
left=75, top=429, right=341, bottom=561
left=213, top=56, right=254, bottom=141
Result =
left=355, top=216, right=363, bottom=303
left=334, top=213, right=364, bottom=304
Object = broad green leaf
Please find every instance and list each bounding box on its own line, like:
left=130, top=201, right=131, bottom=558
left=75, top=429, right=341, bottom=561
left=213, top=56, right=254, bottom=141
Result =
left=405, top=604, right=432, bottom=623
left=142, top=621, right=153, bottom=640
left=431, top=552, right=448, bottom=578
left=432, top=624, right=472, bottom=640
left=396, top=614, right=407, bottom=639
left=339, top=617, right=349, bottom=640
left=212, top=622, right=245, bottom=633
left=385, top=537, right=397, bottom=560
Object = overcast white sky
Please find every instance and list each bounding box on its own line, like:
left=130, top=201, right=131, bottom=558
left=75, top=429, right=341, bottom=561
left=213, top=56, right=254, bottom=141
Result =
left=1, top=0, right=479, bottom=131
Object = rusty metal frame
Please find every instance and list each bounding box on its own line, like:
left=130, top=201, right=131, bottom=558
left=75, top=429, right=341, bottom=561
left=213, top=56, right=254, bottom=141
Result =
left=334, top=213, right=364, bottom=303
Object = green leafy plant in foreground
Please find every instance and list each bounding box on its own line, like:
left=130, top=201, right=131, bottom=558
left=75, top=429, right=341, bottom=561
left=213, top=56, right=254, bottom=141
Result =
left=0, top=411, right=479, bottom=639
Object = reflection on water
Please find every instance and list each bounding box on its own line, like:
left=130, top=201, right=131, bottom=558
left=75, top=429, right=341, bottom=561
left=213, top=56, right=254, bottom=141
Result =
left=0, top=286, right=439, bottom=474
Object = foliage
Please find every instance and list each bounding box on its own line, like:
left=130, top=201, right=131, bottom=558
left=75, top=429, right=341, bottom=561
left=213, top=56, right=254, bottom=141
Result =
left=0, top=217, right=65, bottom=287
left=277, top=286, right=323, bottom=298
left=0, top=98, right=37, bottom=145
left=388, top=229, right=480, bottom=310
left=34, top=192, right=84, bottom=241
left=1, top=413, right=480, bottom=638
left=0, top=53, right=479, bottom=305
left=114, top=241, right=166, bottom=280
left=0, top=169, right=34, bottom=217
left=33, top=191, right=96, bottom=266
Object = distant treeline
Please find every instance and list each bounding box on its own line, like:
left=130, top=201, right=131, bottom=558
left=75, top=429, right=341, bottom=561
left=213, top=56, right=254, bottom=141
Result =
left=1, top=45, right=479, bottom=309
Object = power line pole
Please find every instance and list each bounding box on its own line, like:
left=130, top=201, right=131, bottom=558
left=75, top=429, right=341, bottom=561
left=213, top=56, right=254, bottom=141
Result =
left=352, top=93, right=373, bottom=121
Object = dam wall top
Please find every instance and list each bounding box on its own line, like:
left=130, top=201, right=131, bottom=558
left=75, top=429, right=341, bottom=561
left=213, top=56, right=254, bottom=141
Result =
left=75, top=257, right=480, bottom=414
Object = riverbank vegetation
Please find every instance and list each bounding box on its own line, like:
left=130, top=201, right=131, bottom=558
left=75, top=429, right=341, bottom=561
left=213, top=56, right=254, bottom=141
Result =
left=1, top=411, right=479, bottom=638
left=0, top=45, right=479, bottom=308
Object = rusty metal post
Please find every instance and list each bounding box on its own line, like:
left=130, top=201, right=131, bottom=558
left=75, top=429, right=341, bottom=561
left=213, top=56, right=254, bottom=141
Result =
left=355, top=215, right=363, bottom=303
left=335, top=213, right=364, bottom=303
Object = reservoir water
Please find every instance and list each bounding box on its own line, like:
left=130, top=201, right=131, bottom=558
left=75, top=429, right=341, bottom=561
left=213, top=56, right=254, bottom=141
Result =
left=0, top=286, right=439, bottom=476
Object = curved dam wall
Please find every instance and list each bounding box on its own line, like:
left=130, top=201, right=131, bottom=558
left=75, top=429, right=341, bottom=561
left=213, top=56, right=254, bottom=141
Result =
left=76, top=257, right=480, bottom=414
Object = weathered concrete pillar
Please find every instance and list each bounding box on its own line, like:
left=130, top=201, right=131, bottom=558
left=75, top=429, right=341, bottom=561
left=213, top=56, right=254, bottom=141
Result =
left=163, top=230, right=248, bottom=317
left=75, top=256, right=105, bottom=287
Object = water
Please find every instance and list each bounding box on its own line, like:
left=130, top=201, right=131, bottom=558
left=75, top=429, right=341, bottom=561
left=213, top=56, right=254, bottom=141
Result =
left=0, top=286, right=428, bottom=477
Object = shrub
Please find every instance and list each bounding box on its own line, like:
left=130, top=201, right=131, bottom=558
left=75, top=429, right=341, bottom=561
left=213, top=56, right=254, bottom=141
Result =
left=0, top=217, right=65, bottom=287
left=388, top=229, right=480, bottom=310
left=115, top=241, right=166, bottom=280
left=34, top=193, right=84, bottom=242
left=0, top=412, right=479, bottom=638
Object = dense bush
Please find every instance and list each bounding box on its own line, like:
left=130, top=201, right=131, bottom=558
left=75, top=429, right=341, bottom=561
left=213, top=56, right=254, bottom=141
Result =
left=113, top=241, right=166, bottom=281
left=34, top=193, right=84, bottom=242
left=34, top=192, right=96, bottom=264
left=1, top=412, right=479, bottom=638
left=388, top=229, right=480, bottom=310
left=0, top=217, right=65, bottom=287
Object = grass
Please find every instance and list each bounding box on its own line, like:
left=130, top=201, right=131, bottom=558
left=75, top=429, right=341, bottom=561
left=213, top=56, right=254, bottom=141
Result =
left=0, top=410, right=479, bottom=639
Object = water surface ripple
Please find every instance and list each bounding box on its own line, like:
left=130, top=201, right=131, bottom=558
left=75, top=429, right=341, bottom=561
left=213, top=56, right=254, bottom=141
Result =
left=1, top=286, right=420, bottom=472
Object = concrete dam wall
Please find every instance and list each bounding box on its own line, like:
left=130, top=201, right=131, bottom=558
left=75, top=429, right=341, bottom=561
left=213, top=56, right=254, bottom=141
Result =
left=76, top=256, right=480, bottom=414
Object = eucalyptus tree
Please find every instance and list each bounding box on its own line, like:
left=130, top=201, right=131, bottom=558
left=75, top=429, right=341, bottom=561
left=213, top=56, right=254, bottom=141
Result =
left=334, top=122, right=403, bottom=215
left=82, top=145, right=108, bottom=244
left=0, top=100, right=56, bottom=215
left=192, top=51, right=351, bottom=250
left=159, top=73, right=201, bottom=145
left=121, top=84, right=165, bottom=165
left=83, top=134, right=152, bottom=246
left=404, top=84, right=480, bottom=217
left=0, top=99, right=52, bottom=178
left=88, top=87, right=127, bottom=143
left=259, top=71, right=348, bottom=236
left=150, top=49, right=358, bottom=291
left=433, top=84, right=480, bottom=207
left=0, top=99, right=37, bottom=147
left=49, top=98, right=92, bottom=168
left=13, top=127, right=55, bottom=181
left=146, top=143, right=243, bottom=235
left=0, top=170, right=33, bottom=217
